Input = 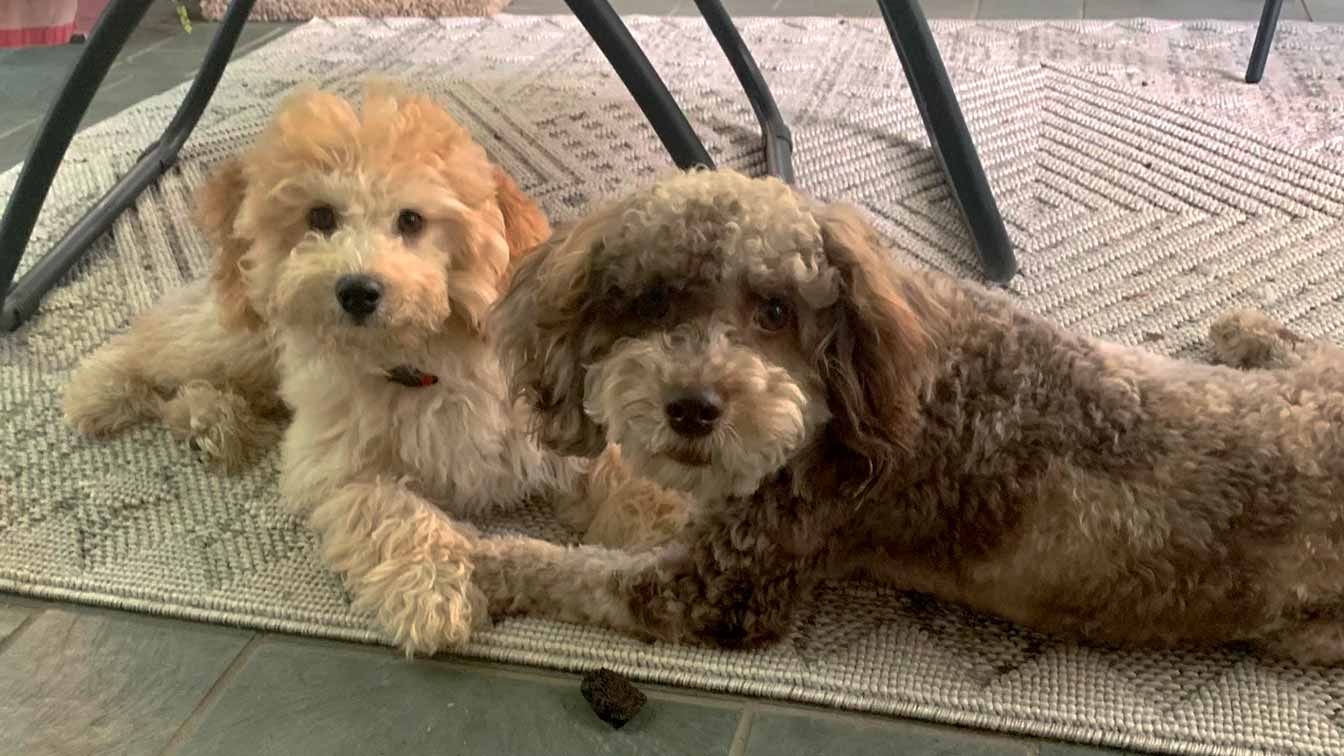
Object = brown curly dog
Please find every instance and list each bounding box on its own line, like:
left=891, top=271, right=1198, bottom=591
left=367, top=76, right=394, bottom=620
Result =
left=473, top=168, right=1344, bottom=665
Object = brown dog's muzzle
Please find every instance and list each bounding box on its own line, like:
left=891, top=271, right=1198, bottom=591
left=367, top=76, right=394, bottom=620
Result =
left=664, top=388, right=724, bottom=439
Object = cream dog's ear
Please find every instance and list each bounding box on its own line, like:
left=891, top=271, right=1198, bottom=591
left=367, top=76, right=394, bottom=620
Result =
left=197, top=158, right=261, bottom=331
left=438, top=199, right=514, bottom=339
left=492, top=165, right=551, bottom=263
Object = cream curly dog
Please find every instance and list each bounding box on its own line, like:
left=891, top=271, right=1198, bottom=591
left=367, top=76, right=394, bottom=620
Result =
left=63, top=84, right=680, bottom=654
left=473, top=168, right=1344, bottom=665
left=244, top=87, right=683, bottom=655
left=62, top=83, right=548, bottom=473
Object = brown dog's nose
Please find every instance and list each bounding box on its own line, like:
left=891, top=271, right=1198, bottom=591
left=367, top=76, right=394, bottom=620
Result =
left=665, top=390, right=723, bottom=438
left=336, top=274, right=382, bottom=321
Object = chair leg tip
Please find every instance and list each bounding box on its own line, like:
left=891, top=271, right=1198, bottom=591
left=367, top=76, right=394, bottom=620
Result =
left=1, top=305, right=22, bottom=333
left=985, top=258, right=1018, bottom=284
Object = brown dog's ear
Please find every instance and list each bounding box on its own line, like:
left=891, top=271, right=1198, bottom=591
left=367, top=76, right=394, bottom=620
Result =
left=813, top=202, right=943, bottom=493
left=197, top=158, right=261, bottom=331
left=491, top=202, right=626, bottom=458
left=492, top=165, right=551, bottom=262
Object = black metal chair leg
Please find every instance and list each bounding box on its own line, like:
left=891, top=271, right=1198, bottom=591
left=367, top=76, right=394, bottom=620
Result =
left=0, top=0, right=255, bottom=332
left=693, top=0, right=794, bottom=183
left=563, top=0, right=713, bottom=171
left=876, top=0, right=1017, bottom=283
left=1246, top=0, right=1285, bottom=84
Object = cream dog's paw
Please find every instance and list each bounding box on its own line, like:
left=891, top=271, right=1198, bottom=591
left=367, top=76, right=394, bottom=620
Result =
left=162, top=381, right=275, bottom=472
left=373, top=564, right=485, bottom=657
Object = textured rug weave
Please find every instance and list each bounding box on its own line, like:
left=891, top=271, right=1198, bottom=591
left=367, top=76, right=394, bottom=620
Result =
left=4, top=16, right=1344, bottom=755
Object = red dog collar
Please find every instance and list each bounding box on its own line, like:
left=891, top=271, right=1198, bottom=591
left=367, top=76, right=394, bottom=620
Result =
left=385, top=365, right=439, bottom=388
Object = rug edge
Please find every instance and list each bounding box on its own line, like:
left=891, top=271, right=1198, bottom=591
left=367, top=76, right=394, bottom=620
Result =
left=0, top=576, right=1290, bottom=756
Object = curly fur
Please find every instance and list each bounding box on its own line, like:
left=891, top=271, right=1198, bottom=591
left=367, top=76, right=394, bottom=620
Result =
left=62, top=82, right=550, bottom=472
left=475, top=168, right=1344, bottom=665
left=241, top=85, right=682, bottom=655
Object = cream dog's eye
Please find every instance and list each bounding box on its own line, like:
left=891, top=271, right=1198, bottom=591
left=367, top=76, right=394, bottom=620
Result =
left=754, top=297, right=793, bottom=332
left=308, top=205, right=338, bottom=234
left=397, top=210, right=424, bottom=236
left=634, top=285, right=671, bottom=321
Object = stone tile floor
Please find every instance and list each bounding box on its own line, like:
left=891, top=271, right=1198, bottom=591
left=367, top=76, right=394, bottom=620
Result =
left=4, top=0, right=1337, bottom=753
left=0, top=595, right=1119, bottom=755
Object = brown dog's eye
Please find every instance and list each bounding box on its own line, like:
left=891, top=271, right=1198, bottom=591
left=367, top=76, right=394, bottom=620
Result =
left=754, top=297, right=793, bottom=332
left=308, top=205, right=338, bottom=234
left=634, top=285, right=671, bottom=321
left=397, top=209, right=424, bottom=237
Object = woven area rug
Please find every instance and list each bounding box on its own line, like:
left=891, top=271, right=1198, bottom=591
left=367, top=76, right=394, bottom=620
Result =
left=4, top=15, right=1344, bottom=755
left=197, top=0, right=511, bottom=21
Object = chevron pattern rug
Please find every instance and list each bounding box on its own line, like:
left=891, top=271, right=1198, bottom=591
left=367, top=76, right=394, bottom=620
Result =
left=3, top=16, right=1344, bottom=755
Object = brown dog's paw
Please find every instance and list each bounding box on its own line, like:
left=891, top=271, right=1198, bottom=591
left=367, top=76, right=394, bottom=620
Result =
left=466, top=581, right=494, bottom=632
left=1256, top=620, right=1344, bottom=667
left=1209, top=310, right=1304, bottom=370
left=465, top=546, right=521, bottom=622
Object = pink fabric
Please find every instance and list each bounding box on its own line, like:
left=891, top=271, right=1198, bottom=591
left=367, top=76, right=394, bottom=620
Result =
left=0, top=22, right=75, bottom=47
left=0, top=0, right=79, bottom=48
left=75, top=0, right=109, bottom=35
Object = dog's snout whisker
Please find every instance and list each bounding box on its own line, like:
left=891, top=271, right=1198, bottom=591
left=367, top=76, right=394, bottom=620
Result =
left=335, top=274, right=383, bottom=322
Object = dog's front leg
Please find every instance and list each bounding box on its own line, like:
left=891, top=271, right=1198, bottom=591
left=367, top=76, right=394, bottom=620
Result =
left=474, top=525, right=813, bottom=649
left=308, top=480, right=487, bottom=656
left=559, top=444, right=694, bottom=551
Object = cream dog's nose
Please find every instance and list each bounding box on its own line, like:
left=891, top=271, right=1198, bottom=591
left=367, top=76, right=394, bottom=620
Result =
left=336, top=274, right=382, bottom=321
